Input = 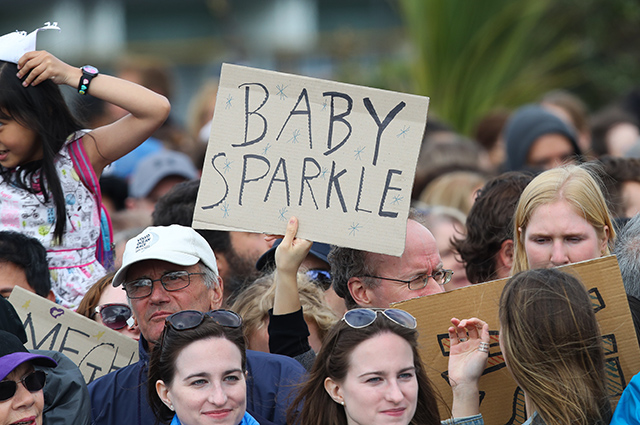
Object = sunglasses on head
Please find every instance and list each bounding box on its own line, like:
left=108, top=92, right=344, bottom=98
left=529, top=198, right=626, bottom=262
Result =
left=165, top=309, right=242, bottom=332
left=160, top=309, right=243, bottom=350
left=0, top=370, right=46, bottom=402
left=94, top=303, right=134, bottom=330
left=342, top=308, right=417, bottom=330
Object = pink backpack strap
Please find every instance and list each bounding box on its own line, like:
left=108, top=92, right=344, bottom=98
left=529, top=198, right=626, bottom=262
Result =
left=67, top=135, right=115, bottom=271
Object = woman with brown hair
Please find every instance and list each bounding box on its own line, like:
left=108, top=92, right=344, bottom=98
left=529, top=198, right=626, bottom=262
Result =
left=499, top=268, right=611, bottom=424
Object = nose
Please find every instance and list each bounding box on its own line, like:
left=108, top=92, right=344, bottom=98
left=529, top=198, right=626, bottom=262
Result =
left=12, top=380, right=37, bottom=410
left=385, top=379, right=404, bottom=404
left=208, top=383, right=228, bottom=406
left=147, top=281, right=171, bottom=304
left=550, top=240, right=569, bottom=266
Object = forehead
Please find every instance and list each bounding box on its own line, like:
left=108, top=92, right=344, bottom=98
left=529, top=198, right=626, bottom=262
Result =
left=526, top=200, right=593, bottom=232
left=98, top=283, right=129, bottom=305
left=173, top=337, right=243, bottom=378
left=347, top=332, right=414, bottom=375
left=125, top=259, right=198, bottom=280
left=372, top=220, right=440, bottom=275
left=0, top=261, right=32, bottom=298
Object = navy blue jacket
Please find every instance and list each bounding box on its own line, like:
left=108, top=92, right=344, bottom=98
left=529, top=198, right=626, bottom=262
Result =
left=88, top=338, right=305, bottom=425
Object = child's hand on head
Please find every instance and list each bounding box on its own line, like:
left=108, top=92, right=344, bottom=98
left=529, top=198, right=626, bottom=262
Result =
left=274, top=217, right=312, bottom=275
left=16, top=51, right=78, bottom=87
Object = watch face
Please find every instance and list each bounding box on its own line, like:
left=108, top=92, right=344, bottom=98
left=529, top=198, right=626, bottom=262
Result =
left=82, top=65, right=99, bottom=75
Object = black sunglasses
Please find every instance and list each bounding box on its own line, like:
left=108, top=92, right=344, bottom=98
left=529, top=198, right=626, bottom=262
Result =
left=306, top=269, right=332, bottom=290
left=0, top=370, right=46, bottom=402
left=94, top=303, right=134, bottom=330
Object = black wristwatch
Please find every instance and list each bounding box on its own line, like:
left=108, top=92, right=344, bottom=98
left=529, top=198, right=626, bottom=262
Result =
left=78, top=65, right=99, bottom=95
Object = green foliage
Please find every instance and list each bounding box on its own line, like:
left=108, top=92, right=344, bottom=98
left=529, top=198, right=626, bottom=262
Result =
left=398, top=0, right=582, bottom=135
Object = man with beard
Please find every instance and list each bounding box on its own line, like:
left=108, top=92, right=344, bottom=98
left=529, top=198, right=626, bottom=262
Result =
left=152, top=179, right=272, bottom=303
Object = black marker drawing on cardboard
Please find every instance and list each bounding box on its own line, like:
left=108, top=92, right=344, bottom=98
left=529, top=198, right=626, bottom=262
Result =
left=201, top=153, right=229, bottom=210
left=277, top=88, right=312, bottom=148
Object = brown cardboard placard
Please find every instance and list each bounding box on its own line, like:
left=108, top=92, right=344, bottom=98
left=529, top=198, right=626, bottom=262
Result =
left=8, top=287, right=139, bottom=384
left=393, top=255, right=640, bottom=424
left=193, top=63, right=429, bottom=256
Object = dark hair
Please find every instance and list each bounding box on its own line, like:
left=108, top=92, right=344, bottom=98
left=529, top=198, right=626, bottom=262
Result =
left=0, top=231, right=51, bottom=297
left=147, top=317, right=247, bottom=424
left=593, top=156, right=640, bottom=218
left=99, top=176, right=129, bottom=212
left=152, top=179, right=232, bottom=254
left=590, top=107, right=639, bottom=157
left=0, top=61, right=83, bottom=243
left=452, top=172, right=533, bottom=283
left=328, top=246, right=375, bottom=309
left=287, top=314, right=442, bottom=425
left=499, top=268, right=611, bottom=425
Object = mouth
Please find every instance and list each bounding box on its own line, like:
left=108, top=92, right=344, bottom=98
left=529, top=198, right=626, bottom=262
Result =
left=204, top=409, right=232, bottom=419
left=0, top=150, right=9, bottom=160
left=149, top=311, right=173, bottom=321
left=381, top=407, right=406, bottom=417
left=11, top=416, right=37, bottom=425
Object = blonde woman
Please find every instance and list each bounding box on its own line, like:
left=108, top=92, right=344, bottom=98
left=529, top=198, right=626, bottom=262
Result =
left=512, top=164, right=614, bottom=274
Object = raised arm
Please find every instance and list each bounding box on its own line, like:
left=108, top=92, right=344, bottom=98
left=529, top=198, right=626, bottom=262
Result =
left=447, top=317, right=490, bottom=419
left=272, top=216, right=313, bottom=315
left=17, top=50, right=171, bottom=175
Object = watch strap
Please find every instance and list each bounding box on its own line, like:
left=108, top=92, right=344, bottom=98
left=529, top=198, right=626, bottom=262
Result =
left=78, top=66, right=98, bottom=95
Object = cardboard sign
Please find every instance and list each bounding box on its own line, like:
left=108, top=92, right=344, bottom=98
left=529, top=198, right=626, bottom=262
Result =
left=394, top=255, right=640, bottom=424
left=193, top=64, right=429, bottom=256
left=8, top=287, right=139, bottom=384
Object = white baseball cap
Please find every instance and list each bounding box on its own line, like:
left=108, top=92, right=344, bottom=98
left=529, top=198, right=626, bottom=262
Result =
left=112, top=225, right=218, bottom=287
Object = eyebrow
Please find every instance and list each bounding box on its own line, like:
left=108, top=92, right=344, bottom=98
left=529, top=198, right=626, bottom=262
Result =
left=183, top=368, right=243, bottom=381
left=358, top=366, right=415, bottom=378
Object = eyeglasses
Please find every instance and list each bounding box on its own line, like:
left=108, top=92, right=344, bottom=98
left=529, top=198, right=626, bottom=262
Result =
left=123, top=271, right=205, bottom=299
left=306, top=269, right=331, bottom=290
left=342, top=308, right=417, bottom=329
left=93, top=303, right=134, bottom=330
left=0, top=370, right=46, bottom=402
left=363, top=269, right=453, bottom=290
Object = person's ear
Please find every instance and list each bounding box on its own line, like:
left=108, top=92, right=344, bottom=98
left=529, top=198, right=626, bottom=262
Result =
left=324, top=377, right=344, bottom=405
left=214, top=252, right=229, bottom=280
left=498, top=239, right=515, bottom=268
left=348, top=277, right=372, bottom=307
left=46, top=290, right=56, bottom=303
left=156, top=380, right=174, bottom=411
left=208, top=275, right=224, bottom=310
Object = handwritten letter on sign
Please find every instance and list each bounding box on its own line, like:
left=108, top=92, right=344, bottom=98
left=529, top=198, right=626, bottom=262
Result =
left=193, top=64, right=429, bottom=256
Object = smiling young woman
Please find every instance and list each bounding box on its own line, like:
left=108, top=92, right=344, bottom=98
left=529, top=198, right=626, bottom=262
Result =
left=147, top=310, right=258, bottom=425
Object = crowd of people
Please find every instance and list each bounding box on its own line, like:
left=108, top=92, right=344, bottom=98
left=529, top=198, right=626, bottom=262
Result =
left=4, top=23, right=640, bottom=425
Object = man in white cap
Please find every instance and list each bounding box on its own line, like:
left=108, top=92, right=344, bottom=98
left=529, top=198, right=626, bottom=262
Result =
left=88, top=225, right=305, bottom=425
